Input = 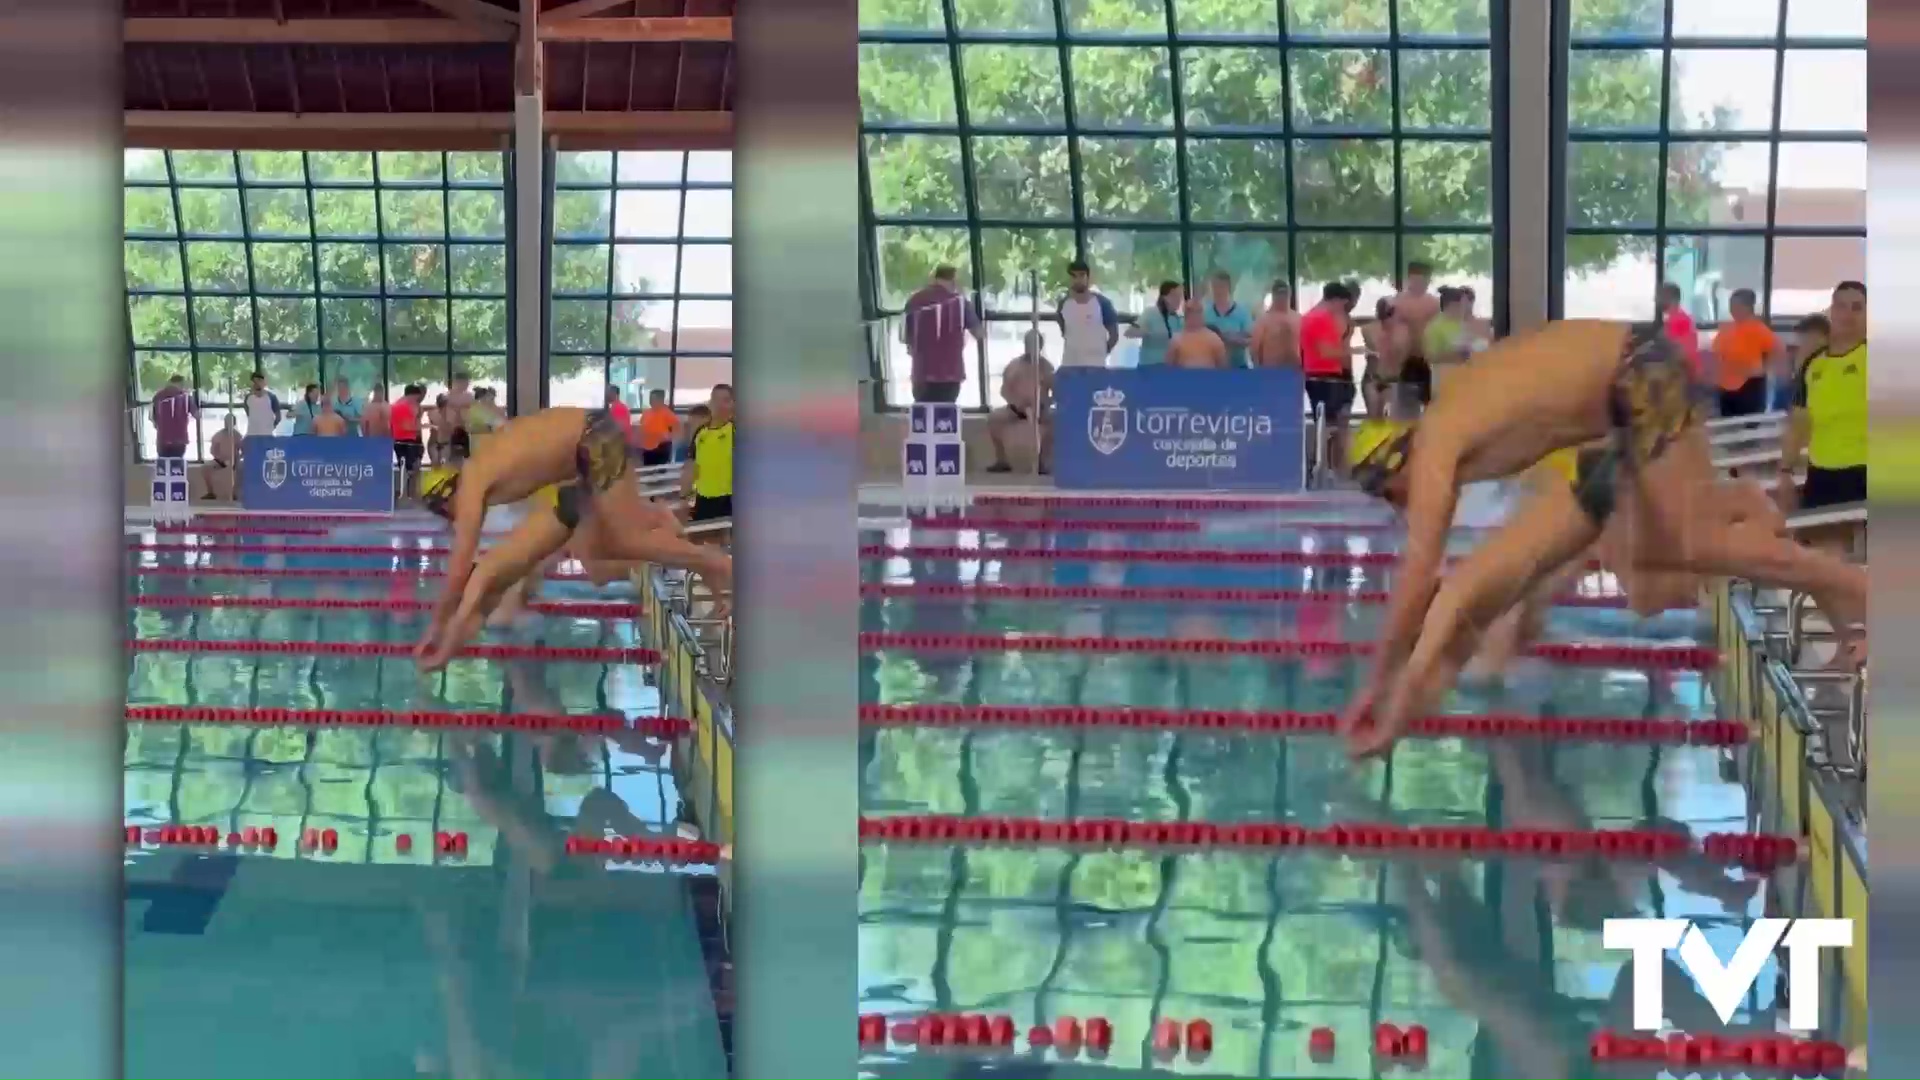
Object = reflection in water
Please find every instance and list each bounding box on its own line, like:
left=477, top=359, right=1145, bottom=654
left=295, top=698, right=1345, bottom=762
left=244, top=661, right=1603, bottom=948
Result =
left=125, top=532, right=727, bottom=1078
left=859, top=507, right=1820, bottom=1076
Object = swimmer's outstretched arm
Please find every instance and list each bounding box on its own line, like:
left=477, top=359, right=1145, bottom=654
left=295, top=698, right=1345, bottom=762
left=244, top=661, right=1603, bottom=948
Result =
left=419, top=510, right=574, bottom=672
left=1357, top=448, right=1460, bottom=695
left=417, top=480, right=491, bottom=659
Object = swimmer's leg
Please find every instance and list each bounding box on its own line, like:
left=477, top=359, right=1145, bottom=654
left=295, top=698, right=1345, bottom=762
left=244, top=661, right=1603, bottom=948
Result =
left=419, top=510, right=574, bottom=671
left=1353, top=483, right=1602, bottom=758
left=581, top=481, right=732, bottom=602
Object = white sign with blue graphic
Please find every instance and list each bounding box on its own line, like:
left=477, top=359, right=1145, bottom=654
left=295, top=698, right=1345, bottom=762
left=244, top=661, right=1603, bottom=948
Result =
left=239, top=436, right=395, bottom=514
left=1054, top=367, right=1306, bottom=491
left=150, top=456, right=191, bottom=521
left=901, top=405, right=966, bottom=511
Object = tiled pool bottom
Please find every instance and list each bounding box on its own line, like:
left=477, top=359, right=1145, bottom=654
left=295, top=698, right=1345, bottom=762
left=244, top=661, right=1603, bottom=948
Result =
left=125, top=514, right=729, bottom=1079
left=857, top=496, right=1827, bottom=1078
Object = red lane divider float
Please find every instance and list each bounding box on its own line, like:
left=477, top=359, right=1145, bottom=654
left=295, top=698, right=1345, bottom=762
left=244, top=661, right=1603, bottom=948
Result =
left=178, top=513, right=416, bottom=527
left=860, top=580, right=1631, bottom=609
left=858, top=631, right=1718, bottom=670
left=1590, top=1031, right=1847, bottom=1075
left=130, top=540, right=455, bottom=556
left=126, top=639, right=660, bottom=663
left=890, top=516, right=1204, bottom=534
left=971, top=493, right=1366, bottom=511
left=125, top=704, right=688, bottom=736
left=129, top=564, right=600, bottom=581
left=130, top=594, right=640, bottom=618
left=563, top=834, right=722, bottom=865
left=121, top=824, right=469, bottom=857
left=859, top=703, right=1749, bottom=745
left=863, top=543, right=1602, bottom=571
left=147, top=522, right=332, bottom=536
left=858, top=814, right=1799, bottom=869
left=860, top=1012, right=1180, bottom=1061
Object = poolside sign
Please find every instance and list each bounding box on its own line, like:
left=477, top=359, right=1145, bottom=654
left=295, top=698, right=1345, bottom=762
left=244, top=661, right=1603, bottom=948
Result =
left=239, top=436, right=394, bottom=514
left=1604, top=917, right=1852, bottom=1031
left=902, top=404, right=965, bottom=512
left=150, top=456, right=190, bottom=522
left=1053, top=366, right=1305, bottom=491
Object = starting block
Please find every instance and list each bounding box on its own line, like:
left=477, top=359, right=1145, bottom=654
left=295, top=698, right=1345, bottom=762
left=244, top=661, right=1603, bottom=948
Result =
left=903, top=403, right=966, bottom=512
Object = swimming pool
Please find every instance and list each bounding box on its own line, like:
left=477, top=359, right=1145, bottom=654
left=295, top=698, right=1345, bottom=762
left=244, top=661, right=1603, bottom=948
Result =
left=856, top=494, right=1837, bottom=1078
left=124, top=513, right=730, bottom=1079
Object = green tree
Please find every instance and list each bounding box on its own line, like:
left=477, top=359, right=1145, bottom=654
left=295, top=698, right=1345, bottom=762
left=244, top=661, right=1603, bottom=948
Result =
left=860, top=0, right=1712, bottom=315
left=124, top=149, right=510, bottom=419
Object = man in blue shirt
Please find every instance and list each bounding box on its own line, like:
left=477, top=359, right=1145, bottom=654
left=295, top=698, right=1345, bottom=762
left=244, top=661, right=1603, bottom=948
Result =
left=1201, top=270, right=1255, bottom=368
left=330, top=377, right=364, bottom=433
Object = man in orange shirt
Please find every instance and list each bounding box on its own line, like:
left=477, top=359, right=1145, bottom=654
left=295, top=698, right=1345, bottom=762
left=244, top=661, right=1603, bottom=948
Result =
left=637, top=388, right=680, bottom=467
left=1711, top=288, right=1781, bottom=418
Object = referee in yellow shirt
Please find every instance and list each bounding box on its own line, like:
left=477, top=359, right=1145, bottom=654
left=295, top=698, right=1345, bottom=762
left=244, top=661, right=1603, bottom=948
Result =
left=1779, top=281, right=1866, bottom=512
left=681, top=383, right=734, bottom=523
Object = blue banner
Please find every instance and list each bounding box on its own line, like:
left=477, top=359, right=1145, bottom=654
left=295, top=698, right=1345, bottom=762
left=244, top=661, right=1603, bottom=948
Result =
left=1052, top=366, right=1306, bottom=491
left=239, top=436, right=395, bottom=513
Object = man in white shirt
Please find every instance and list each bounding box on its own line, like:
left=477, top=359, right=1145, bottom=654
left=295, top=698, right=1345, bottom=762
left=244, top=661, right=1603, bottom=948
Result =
left=242, top=372, right=285, bottom=438
left=1055, top=259, right=1119, bottom=368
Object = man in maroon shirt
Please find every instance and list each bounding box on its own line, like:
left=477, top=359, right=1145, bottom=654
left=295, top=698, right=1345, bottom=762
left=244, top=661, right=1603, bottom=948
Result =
left=150, top=374, right=195, bottom=459
left=901, top=265, right=982, bottom=404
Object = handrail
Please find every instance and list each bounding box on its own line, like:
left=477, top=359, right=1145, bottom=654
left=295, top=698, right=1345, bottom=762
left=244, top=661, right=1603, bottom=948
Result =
left=1785, top=503, right=1867, bottom=531
left=1706, top=410, right=1786, bottom=429
left=1713, top=447, right=1781, bottom=470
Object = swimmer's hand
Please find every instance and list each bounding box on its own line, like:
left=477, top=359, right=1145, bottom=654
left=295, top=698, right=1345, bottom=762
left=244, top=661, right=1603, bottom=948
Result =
left=1338, top=681, right=1384, bottom=757
left=1344, top=677, right=1413, bottom=760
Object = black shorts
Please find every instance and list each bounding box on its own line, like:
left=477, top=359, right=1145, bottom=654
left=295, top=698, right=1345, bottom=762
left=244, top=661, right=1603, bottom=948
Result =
left=450, top=428, right=471, bottom=456
left=1304, top=378, right=1355, bottom=421
left=639, top=445, right=674, bottom=468
left=156, top=442, right=188, bottom=459
left=690, top=494, right=732, bottom=523
left=1718, top=377, right=1769, bottom=419
left=1400, top=356, right=1433, bottom=404
left=1801, top=465, right=1866, bottom=510
left=913, top=381, right=963, bottom=404
left=394, top=440, right=424, bottom=468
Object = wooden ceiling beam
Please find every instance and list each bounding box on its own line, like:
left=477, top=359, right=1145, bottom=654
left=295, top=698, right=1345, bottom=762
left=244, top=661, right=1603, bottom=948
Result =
left=412, top=0, right=521, bottom=25
left=536, top=15, right=730, bottom=42
left=125, top=109, right=730, bottom=150
left=538, top=0, right=635, bottom=23
left=124, top=17, right=514, bottom=45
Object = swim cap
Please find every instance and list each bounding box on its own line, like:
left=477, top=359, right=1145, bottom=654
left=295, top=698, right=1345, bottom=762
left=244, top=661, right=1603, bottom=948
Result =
left=1351, top=420, right=1415, bottom=500
left=420, top=466, right=460, bottom=520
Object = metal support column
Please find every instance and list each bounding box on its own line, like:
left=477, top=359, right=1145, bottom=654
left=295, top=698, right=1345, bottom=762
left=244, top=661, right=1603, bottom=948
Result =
left=1504, top=0, right=1552, bottom=332
left=511, top=94, right=545, bottom=415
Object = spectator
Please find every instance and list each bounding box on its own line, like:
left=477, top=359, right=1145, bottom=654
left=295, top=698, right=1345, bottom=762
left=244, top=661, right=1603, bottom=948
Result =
left=1360, top=298, right=1403, bottom=419
left=1250, top=281, right=1299, bottom=368
left=204, top=413, right=239, bottom=500
left=637, top=388, right=680, bottom=467
left=1392, top=262, right=1441, bottom=409
left=1779, top=282, right=1867, bottom=513
left=1126, top=280, right=1183, bottom=367
left=292, top=383, right=323, bottom=435
left=1056, top=259, right=1119, bottom=368
left=682, top=384, right=733, bottom=523
left=312, top=395, right=347, bottom=436
left=902, top=265, right=981, bottom=404
left=1301, top=282, right=1356, bottom=472
left=391, top=384, right=427, bottom=496
left=466, top=387, right=504, bottom=435
left=445, top=371, right=475, bottom=460
left=242, top=372, right=284, bottom=438
left=604, top=384, right=632, bottom=436
left=362, top=383, right=391, bottom=438
left=1711, top=288, right=1781, bottom=418
left=676, top=404, right=711, bottom=464
left=1201, top=270, right=1254, bottom=368
left=1657, top=282, right=1702, bottom=379
left=1775, top=314, right=1828, bottom=414
left=1422, top=287, right=1471, bottom=367
left=427, top=393, right=455, bottom=465
left=986, top=330, right=1055, bottom=474
left=330, top=377, right=363, bottom=433
left=150, top=374, right=194, bottom=460
left=1166, top=297, right=1228, bottom=369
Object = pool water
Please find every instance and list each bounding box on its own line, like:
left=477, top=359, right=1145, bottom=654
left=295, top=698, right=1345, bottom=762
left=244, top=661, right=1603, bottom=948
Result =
left=124, top=513, right=730, bottom=1080
left=857, top=496, right=1825, bottom=1079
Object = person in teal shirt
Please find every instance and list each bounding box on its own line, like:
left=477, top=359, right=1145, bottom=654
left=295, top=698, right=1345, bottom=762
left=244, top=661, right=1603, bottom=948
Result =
left=291, top=383, right=323, bottom=435
left=1128, top=280, right=1184, bottom=366
left=1201, top=270, right=1255, bottom=368
left=328, top=377, right=363, bottom=432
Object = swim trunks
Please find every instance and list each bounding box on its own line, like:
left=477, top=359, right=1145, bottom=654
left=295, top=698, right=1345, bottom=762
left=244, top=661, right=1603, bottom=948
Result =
left=552, top=409, right=633, bottom=531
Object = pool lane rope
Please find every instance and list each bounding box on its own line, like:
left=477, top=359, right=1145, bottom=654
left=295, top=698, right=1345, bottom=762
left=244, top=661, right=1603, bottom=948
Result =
left=858, top=631, right=1717, bottom=670
left=126, top=639, right=660, bottom=663
left=862, top=543, right=1606, bottom=571
left=858, top=814, right=1799, bottom=870
left=968, top=493, right=1369, bottom=511
left=125, top=704, right=688, bottom=735
left=858, top=703, right=1749, bottom=745
left=131, top=540, right=457, bottom=556
left=124, top=824, right=721, bottom=866
left=861, top=581, right=1631, bottom=609
left=131, top=594, right=640, bottom=618
left=130, top=565, right=600, bottom=581
left=878, top=516, right=1424, bottom=535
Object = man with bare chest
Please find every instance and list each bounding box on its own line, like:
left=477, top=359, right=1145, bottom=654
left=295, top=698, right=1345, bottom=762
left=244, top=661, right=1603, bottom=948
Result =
left=1165, top=298, right=1229, bottom=369
left=1249, top=281, right=1300, bottom=368
left=1391, top=261, right=1441, bottom=408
